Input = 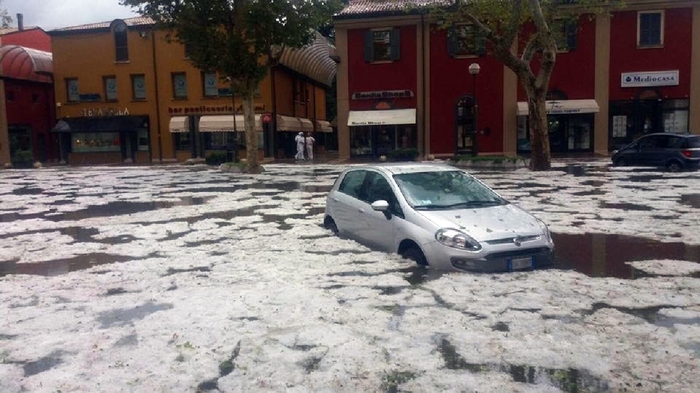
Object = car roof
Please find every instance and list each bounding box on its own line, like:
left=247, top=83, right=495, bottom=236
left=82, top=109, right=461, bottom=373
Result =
left=641, top=133, right=698, bottom=138
left=347, top=162, right=461, bottom=175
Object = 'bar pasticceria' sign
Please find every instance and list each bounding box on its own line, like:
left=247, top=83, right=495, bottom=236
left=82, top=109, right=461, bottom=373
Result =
left=168, top=104, right=266, bottom=115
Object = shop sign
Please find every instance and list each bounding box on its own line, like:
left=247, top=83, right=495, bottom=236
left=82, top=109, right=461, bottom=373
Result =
left=621, top=70, right=679, bottom=87
left=168, top=103, right=266, bottom=115
left=352, top=90, right=414, bottom=100
left=82, top=107, right=130, bottom=117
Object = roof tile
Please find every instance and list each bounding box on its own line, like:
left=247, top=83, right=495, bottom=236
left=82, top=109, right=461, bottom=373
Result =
left=336, top=0, right=452, bottom=18
left=51, top=16, right=154, bottom=32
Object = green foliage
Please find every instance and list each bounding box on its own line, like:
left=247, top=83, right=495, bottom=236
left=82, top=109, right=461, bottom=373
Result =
left=388, top=148, right=420, bottom=162
left=11, top=150, right=34, bottom=168
left=380, top=370, right=417, bottom=392
left=205, top=151, right=228, bottom=165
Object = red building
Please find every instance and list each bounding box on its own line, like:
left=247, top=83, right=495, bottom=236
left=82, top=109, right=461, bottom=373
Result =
left=334, top=0, right=700, bottom=159
left=0, top=14, right=56, bottom=167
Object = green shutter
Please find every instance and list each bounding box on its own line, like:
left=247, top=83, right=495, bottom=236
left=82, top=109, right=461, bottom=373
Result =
left=390, top=29, right=401, bottom=60
left=364, top=31, right=373, bottom=62
left=447, top=27, right=457, bottom=57
left=566, top=21, right=578, bottom=51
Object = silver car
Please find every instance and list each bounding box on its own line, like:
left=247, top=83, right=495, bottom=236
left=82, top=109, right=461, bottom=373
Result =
left=324, top=163, right=554, bottom=272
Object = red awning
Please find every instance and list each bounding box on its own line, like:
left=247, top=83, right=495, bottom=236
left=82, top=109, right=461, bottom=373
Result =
left=0, top=45, right=53, bottom=83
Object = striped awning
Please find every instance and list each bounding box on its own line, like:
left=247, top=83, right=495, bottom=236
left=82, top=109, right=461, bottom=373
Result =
left=316, top=120, right=332, bottom=133
left=276, top=115, right=302, bottom=132
left=298, top=117, right=314, bottom=133
left=169, top=116, right=189, bottom=133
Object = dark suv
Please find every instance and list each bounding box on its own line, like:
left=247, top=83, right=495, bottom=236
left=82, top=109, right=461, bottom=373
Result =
left=611, top=133, right=700, bottom=172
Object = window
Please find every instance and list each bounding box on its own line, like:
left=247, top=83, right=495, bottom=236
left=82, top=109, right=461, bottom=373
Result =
left=104, top=76, right=117, bottom=101
left=448, top=24, right=486, bottom=57
left=553, top=19, right=578, bottom=52
left=66, top=78, right=79, bottom=102
left=132, top=74, right=146, bottom=100
left=114, top=21, right=129, bottom=62
left=338, top=170, right=367, bottom=199
left=174, top=132, right=192, bottom=151
left=294, top=80, right=307, bottom=103
left=172, top=73, right=188, bottom=99
left=364, top=29, right=400, bottom=62
left=202, top=72, right=218, bottom=97
left=638, top=11, right=663, bottom=47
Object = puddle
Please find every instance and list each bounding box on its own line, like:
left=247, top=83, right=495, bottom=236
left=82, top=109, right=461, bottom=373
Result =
left=626, top=175, right=666, bottom=183
left=553, top=233, right=700, bottom=279
left=436, top=337, right=609, bottom=392
left=599, top=202, right=653, bottom=211
left=580, top=180, right=606, bottom=187
left=12, top=187, right=44, bottom=195
left=0, top=252, right=161, bottom=277
left=680, top=194, right=700, bottom=209
left=589, top=302, right=700, bottom=331
left=572, top=189, right=607, bottom=196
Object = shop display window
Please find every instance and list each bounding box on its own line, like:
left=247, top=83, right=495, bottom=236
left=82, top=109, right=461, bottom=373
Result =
left=138, top=129, right=149, bottom=151
left=350, top=126, right=372, bottom=156
left=72, top=133, right=120, bottom=153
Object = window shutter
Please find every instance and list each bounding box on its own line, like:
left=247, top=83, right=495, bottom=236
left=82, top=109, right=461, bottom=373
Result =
left=476, top=28, right=487, bottom=56
left=650, top=14, right=661, bottom=44
left=566, top=21, right=578, bottom=51
left=390, top=29, right=401, bottom=60
left=447, top=27, right=457, bottom=57
left=364, top=31, right=373, bottom=62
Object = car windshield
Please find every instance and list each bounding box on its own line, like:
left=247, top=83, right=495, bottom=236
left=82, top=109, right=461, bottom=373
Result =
left=393, top=170, right=506, bottom=209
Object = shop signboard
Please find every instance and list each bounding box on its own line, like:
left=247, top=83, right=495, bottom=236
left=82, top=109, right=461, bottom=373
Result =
left=621, top=70, right=679, bottom=88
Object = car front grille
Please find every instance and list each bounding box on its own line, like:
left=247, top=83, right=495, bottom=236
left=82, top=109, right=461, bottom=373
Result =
left=485, top=247, right=552, bottom=260
left=485, top=235, right=541, bottom=245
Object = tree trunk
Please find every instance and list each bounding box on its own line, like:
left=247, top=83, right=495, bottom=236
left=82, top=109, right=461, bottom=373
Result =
left=527, top=91, right=551, bottom=171
left=242, top=91, right=261, bottom=173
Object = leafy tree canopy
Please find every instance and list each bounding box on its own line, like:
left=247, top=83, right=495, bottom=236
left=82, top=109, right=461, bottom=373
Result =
left=1, top=0, right=12, bottom=29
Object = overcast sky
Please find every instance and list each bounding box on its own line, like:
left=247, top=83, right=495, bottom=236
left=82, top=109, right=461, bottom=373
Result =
left=3, top=0, right=139, bottom=31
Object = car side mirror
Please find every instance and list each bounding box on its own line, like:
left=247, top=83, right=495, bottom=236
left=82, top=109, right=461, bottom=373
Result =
left=371, top=200, right=392, bottom=219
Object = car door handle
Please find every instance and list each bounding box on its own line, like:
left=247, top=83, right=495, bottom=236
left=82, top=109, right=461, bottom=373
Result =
left=358, top=208, right=365, bottom=214
left=332, top=197, right=339, bottom=202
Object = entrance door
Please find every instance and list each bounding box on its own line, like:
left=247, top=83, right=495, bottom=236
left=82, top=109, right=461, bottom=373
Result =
left=455, top=96, right=476, bottom=155
left=374, top=126, right=395, bottom=157
left=548, top=116, right=565, bottom=153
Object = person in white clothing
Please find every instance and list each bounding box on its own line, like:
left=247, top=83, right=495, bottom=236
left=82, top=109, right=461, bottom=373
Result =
left=305, top=132, right=316, bottom=161
left=294, top=132, right=305, bottom=160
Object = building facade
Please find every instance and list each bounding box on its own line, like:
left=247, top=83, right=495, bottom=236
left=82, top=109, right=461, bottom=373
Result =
left=334, top=0, right=700, bottom=159
left=49, top=17, right=335, bottom=165
left=0, top=15, right=57, bottom=167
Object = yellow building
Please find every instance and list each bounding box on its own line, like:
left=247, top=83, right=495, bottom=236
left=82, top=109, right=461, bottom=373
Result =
left=49, top=17, right=336, bottom=165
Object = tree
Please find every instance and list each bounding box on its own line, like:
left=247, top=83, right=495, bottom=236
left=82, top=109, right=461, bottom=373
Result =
left=434, top=0, right=620, bottom=170
left=0, top=0, right=12, bottom=29
left=121, top=0, right=341, bottom=173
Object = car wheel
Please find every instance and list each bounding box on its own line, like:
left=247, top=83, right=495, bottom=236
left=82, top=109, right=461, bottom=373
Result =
left=324, top=218, right=339, bottom=235
left=613, top=157, right=626, bottom=167
left=666, top=161, right=683, bottom=173
left=402, top=246, right=428, bottom=266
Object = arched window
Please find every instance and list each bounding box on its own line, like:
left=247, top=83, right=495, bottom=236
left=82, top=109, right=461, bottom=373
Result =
left=113, top=21, right=129, bottom=62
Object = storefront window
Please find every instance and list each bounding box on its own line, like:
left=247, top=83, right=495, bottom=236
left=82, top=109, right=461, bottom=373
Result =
left=138, top=129, right=149, bottom=151
left=398, top=126, right=416, bottom=149
left=662, top=99, right=689, bottom=134
left=205, top=132, right=230, bottom=150
left=517, top=114, right=594, bottom=153
left=72, top=133, right=121, bottom=153
left=351, top=126, right=372, bottom=156
left=175, top=133, right=192, bottom=151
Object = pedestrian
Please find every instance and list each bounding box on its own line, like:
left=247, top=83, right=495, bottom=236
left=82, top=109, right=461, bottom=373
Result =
left=305, top=132, right=316, bottom=161
left=295, top=132, right=305, bottom=160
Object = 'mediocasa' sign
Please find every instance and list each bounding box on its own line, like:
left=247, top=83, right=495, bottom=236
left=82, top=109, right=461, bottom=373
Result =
left=621, top=70, right=679, bottom=87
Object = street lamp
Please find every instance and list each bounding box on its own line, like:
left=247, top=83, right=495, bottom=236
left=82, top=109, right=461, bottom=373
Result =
left=468, top=63, right=481, bottom=156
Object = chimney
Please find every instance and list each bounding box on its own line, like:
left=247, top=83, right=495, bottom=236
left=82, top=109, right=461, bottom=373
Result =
left=17, top=13, right=24, bottom=31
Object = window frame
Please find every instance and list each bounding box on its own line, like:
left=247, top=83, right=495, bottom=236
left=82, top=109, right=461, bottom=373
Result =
left=114, top=21, right=129, bottom=62
left=103, top=75, right=118, bottom=102
left=448, top=23, right=485, bottom=58
left=66, top=78, right=79, bottom=102
left=172, top=72, right=188, bottom=99
left=202, top=72, right=219, bottom=97
left=364, top=28, right=400, bottom=63
left=131, top=74, right=147, bottom=101
left=637, top=10, right=664, bottom=48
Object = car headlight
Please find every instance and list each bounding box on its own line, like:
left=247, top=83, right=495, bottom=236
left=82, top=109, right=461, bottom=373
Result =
left=537, top=219, right=553, bottom=243
left=435, top=228, right=482, bottom=251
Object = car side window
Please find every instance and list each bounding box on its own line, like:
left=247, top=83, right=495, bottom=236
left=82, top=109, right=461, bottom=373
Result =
left=338, top=170, right=367, bottom=199
left=638, top=136, right=657, bottom=149
left=667, top=136, right=683, bottom=148
left=364, top=172, right=404, bottom=218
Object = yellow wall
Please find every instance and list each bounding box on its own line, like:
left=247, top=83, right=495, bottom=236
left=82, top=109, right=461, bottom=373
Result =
left=51, top=23, right=331, bottom=163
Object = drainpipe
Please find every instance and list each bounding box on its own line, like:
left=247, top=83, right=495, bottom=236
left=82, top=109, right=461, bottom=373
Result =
left=421, top=12, right=427, bottom=158
left=151, top=30, right=163, bottom=162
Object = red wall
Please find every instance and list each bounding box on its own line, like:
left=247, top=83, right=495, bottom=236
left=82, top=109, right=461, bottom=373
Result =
left=347, top=25, right=418, bottom=110
left=609, top=9, right=692, bottom=100
left=517, top=16, right=597, bottom=101
left=429, top=27, right=504, bottom=154
left=1, top=28, right=52, bottom=52
left=5, top=80, right=58, bottom=161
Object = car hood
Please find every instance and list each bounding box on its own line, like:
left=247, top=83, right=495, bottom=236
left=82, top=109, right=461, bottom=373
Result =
left=415, top=204, right=543, bottom=241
